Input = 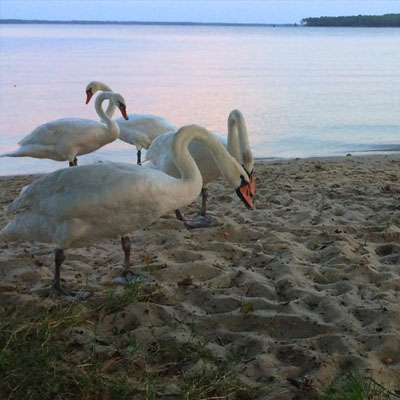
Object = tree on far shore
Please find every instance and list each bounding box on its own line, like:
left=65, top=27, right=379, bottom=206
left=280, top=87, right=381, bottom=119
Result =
left=301, top=13, right=400, bottom=27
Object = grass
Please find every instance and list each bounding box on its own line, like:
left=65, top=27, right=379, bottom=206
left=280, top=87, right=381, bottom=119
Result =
left=0, top=283, right=254, bottom=400
left=323, top=368, right=399, bottom=400
left=104, top=281, right=141, bottom=313
left=0, top=302, right=133, bottom=400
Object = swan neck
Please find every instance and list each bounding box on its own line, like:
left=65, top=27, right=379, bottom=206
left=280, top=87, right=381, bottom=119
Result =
left=227, top=110, right=253, bottom=172
left=105, top=100, right=116, bottom=118
left=95, top=94, right=119, bottom=137
left=227, top=119, right=241, bottom=163
left=172, top=125, right=234, bottom=184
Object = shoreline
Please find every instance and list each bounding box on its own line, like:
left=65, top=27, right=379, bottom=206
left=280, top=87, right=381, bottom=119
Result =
left=1, top=151, right=399, bottom=178
left=2, top=19, right=399, bottom=29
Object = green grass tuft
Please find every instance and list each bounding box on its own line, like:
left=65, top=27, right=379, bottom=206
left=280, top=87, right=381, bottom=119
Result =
left=323, top=368, right=398, bottom=400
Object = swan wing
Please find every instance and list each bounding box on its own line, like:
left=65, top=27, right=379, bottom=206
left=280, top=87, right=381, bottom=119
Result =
left=144, top=131, right=180, bottom=176
left=145, top=130, right=175, bottom=162
left=117, top=114, right=175, bottom=148
left=18, top=119, right=102, bottom=146
left=15, top=119, right=111, bottom=160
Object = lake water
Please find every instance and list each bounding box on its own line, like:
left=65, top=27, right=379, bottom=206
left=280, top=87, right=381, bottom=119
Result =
left=0, top=24, right=399, bottom=175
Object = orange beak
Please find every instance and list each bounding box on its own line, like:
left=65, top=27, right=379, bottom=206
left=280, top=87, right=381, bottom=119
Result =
left=120, top=105, right=129, bottom=120
left=236, top=178, right=254, bottom=210
left=242, top=166, right=255, bottom=197
left=86, top=90, right=93, bottom=104
left=249, top=170, right=255, bottom=197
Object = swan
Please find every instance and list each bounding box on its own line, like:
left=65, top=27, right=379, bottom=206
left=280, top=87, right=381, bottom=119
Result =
left=0, top=125, right=253, bottom=296
left=145, top=109, right=254, bottom=228
left=1, top=92, right=129, bottom=167
left=86, top=81, right=176, bottom=164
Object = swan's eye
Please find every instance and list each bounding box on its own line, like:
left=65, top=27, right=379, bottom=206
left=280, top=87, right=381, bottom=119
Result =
left=118, top=102, right=126, bottom=109
left=86, top=88, right=93, bottom=95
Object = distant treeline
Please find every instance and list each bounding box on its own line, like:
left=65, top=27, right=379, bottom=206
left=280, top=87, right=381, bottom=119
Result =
left=302, top=13, right=400, bottom=27
left=0, top=19, right=296, bottom=27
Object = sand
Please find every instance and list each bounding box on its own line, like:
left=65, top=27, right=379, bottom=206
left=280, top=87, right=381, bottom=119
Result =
left=1, top=154, right=400, bottom=398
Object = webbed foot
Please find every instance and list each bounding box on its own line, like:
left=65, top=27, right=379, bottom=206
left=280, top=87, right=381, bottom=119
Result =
left=36, top=285, right=92, bottom=299
left=112, top=270, right=146, bottom=285
left=184, top=214, right=219, bottom=229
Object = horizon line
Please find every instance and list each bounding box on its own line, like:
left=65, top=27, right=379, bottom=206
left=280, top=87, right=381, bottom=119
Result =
left=0, top=18, right=299, bottom=27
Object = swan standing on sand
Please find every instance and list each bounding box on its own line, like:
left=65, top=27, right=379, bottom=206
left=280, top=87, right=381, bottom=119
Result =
left=145, top=109, right=254, bottom=227
left=86, top=81, right=176, bottom=165
left=1, top=92, right=129, bottom=167
left=0, top=125, right=253, bottom=296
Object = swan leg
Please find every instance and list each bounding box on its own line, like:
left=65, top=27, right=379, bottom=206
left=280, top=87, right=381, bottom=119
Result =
left=184, top=189, right=219, bottom=229
left=120, top=236, right=141, bottom=283
left=121, top=235, right=131, bottom=273
left=112, top=236, right=145, bottom=285
left=199, top=188, right=208, bottom=216
left=175, top=209, right=185, bottom=221
left=42, top=248, right=70, bottom=297
left=175, top=189, right=217, bottom=229
left=53, top=248, right=66, bottom=292
left=137, top=150, right=142, bottom=165
left=69, top=157, right=78, bottom=167
left=37, top=249, right=91, bottom=298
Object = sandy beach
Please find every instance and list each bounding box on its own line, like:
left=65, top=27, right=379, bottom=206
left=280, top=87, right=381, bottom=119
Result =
left=1, top=154, right=400, bottom=399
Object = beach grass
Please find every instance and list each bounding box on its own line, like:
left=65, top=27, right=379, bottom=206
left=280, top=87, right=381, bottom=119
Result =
left=0, top=283, right=254, bottom=400
left=323, top=369, right=398, bottom=400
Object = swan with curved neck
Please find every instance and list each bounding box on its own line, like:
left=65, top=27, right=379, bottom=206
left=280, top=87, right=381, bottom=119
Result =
left=0, top=125, right=253, bottom=296
left=86, top=81, right=176, bottom=164
left=227, top=110, right=255, bottom=196
left=145, top=109, right=254, bottom=226
left=1, top=92, right=129, bottom=167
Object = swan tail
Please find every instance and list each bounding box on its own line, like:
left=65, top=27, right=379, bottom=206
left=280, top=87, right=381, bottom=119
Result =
left=6, top=198, right=24, bottom=214
left=1, top=145, right=56, bottom=159
left=0, top=216, right=32, bottom=243
left=5, top=183, right=31, bottom=214
left=0, top=223, right=13, bottom=242
left=0, top=218, right=21, bottom=242
left=1, top=147, right=30, bottom=158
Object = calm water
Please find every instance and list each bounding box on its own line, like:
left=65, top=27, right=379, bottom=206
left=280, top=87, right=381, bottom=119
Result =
left=0, top=24, right=399, bottom=175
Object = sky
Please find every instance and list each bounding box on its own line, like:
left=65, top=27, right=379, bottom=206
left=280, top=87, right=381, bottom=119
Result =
left=1, top=0, right=399, bottom=24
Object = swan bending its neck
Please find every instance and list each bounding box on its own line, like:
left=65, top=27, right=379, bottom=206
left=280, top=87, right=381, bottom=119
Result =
left=227, top=110, right=253, bottom=172
left=86, top=81, right=114, bottom=115
left=226, top=110, right=254, bottom=196
left=172, top=125, right=253, bottom=209
left=94, top=91, right=128, bottom=133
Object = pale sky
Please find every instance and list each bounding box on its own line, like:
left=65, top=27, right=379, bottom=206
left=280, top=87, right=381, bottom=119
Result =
left=1, top=0, right=399, bottom=24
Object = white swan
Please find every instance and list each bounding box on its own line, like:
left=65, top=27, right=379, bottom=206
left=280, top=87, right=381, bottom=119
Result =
left=0, top=125, right=253, bottom=296
left=86, top=81, right=176, bottom=164
left=145, top=109, right=254, bottom=227
left=1, top=92, right=129, bottom=167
